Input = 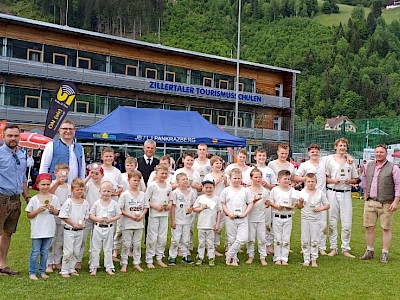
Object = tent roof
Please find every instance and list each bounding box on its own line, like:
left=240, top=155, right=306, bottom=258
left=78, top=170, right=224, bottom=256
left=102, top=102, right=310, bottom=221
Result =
left=76, top=106, right=246, bottom=147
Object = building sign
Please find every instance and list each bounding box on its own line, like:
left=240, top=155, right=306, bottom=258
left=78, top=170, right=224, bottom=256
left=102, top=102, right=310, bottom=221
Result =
left=149, top=81, right=262, bottom=103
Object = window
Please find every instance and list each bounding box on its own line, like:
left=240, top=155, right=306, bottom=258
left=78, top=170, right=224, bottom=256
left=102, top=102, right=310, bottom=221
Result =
left=219, top=80, right=229, bottom=90
left=78, top=57, right=91, bottom=69
left=53, top=53, right=67, bottom=66
left=75, top=101, right=89, bottom=113
left=217, top=116, right=227, bottom=126
left=146, top=68, right=157, bottom=79
left=125, top=65, right=138, bottom=76
left=273, top=116, right=282, bottom=130
left=27, top=49, right=42, bottom=62
left=24, top=95, right=40, bottom=109
left=165, top=65, right=188, bottom=83
left=233, top=117, right=243, bottom=127
left=165, top=71, right=176, bottom=82
left=203, top=77, right=213, bottom=87
left=202, top=114, right=212, bottom=122
left=275, top=83, right=282, bottom=97
left=238, top=82, right=244, bottom=92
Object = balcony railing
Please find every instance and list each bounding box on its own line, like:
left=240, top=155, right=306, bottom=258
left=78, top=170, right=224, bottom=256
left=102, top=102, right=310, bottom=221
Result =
left=0, top=57, right=291, bottom=109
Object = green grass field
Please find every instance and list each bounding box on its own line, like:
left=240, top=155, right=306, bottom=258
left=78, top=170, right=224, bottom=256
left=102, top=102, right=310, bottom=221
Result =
left=313, top=1, right=399, bottom=26
left=2, top=194, right=400, bottom=299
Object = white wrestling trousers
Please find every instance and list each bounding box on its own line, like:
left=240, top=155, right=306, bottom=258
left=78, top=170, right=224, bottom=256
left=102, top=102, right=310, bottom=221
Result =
left=145, top=216, right=168, bottom=263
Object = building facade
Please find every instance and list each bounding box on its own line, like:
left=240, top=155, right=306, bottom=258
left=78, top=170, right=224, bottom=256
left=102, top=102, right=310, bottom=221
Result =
left=0, top=14, right=299, bottom=159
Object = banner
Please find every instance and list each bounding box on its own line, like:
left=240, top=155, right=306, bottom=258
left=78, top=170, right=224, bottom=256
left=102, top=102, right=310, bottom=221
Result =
left=44, top=82, right=78, bottom=138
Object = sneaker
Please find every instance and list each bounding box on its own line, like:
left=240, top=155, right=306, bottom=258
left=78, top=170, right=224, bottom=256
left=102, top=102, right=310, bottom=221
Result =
left=182, top=256, right=194, bottom=264
left=360, top=250, right=374, bottom=260
left=195, top=258, right=203, bottom=266
left=168, top=257, right=176, bottom=266
left=209, top=259, right=215, bottom=267
left=380, top=252, right=389, bottom=264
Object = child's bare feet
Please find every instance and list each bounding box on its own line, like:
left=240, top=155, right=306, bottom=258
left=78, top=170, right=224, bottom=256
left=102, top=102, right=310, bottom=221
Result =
left=267, top=246, right=274, bottom=254
left=311, top=260, right=318, bottom=267
left=106, top=269, right=115, bottom=275
left=260, top=258, right=268, bottom=266
left=281, top=261, right=289, bottom=265
left=319, top=250, right=328, bottom=256
left=45, top=266, right=53, bottom=273
left=275, top=260, right=282, bottom=265
left=54, top=264, right=62, bottom=270
left=327, top=249, right=337, bottom=256
left=70, top=272, right=79, bottom=276
left=215, top=250, right=223, bottom=257
left=120, top=265, right=127, bottom=272
left=40, top=273, right=49, bottom=279
left=343, top=251, right=355, bottom=258
left=29, top=274, right=38, bottom=281
left=226, top=258, right=238, bottom=266
left=147, top=263, right=155, bottom=269
left=303, top=261, right=310, bottom=267
left=62, top=274, right=70, bottom=278
left=245, top=257, right=254, bottom=264
left=90, top=269, right=97, bottom=276
left=156, top=260, right=167, bottom=268
left=134, top=264, right=144, bottom=272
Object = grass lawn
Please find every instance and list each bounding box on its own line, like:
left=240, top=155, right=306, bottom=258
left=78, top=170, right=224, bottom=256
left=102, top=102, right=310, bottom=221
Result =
left=313, top=1, right=400, bottom=26
left=2, top=193, right=400, bottom=299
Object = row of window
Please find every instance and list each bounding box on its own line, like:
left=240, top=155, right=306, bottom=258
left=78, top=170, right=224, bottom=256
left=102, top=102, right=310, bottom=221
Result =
left=3, top=38, right=256, bottom=93
left=2, top=86, right=254, bottom=128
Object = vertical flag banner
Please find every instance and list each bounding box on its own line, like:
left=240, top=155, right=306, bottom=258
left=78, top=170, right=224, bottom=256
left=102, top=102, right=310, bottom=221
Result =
left=44, top=82, right=78, bottom=138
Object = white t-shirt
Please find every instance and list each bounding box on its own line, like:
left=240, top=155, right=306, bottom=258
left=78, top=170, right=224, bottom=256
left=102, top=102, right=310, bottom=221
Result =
left=118, top=190, right=148, bottom=230
left=268, top=160, right=295, bottom=178
left=203, top=173, right=227, bottom=196
left=194, top=194, right=221, bottom=229
left=52, top=180, right=71, bottom=206
left=243, top=165, right=278, bottom=187
left=102, top=167, right=123, bottom=190
left=25, top=194, right=60, bottom=238
left=298, top=188, right=329, bottom=221
left=269, top=186, right=298, bottom=216
left=172, top=168, right=201, bottom=185
left=58, top=198, right=90, bottom=226
left=170, top=188, right=197, bottom=225
left=121, top=172, right=146, bottom=192
left=246, top=187, right=270, bottom=222
left=90, top=199, right=121, bottom=219
left=220, top=186, right=253, bottom=217
left=224, top=164, right=252, bottom=186
left=193, top=159, right=211, bottom=181
left=145, top=181, right=172, bottom=217
left=85, top=180, right=101, bottom=208
left=325, top=155, right=358, bottom=190
left=296, top=158, right=327, bottom=191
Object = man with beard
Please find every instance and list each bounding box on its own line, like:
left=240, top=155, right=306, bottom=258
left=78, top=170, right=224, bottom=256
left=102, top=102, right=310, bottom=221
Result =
left=0, top=124, right=30, bottom=275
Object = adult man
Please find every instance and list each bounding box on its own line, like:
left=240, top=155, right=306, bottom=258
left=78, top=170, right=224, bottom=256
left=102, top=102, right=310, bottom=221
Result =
left=137, top=139, right=159, bottom=185
left=0, top=124, right=31, bottom=275
left=361, top=144, right=400, bottom=263
left=137, top=139, right=159, bottom=240
left=192, top=144, right=211, bottom=182
left=39, top=119, right=85, bottom=182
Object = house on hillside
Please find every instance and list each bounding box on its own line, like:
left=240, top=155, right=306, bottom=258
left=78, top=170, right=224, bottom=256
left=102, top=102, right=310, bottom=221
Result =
left=386, top=0, right=400, bottom=9
left=324, top=116, right=357, bottom=133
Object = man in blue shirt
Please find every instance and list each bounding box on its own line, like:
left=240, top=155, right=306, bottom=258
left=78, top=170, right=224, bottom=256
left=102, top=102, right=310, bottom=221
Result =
left=0, top=124, right=30, bottom=275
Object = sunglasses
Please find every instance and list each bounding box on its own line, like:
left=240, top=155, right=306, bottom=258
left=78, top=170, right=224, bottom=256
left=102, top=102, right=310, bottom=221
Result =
left=12, top=152, right=20, bottom=165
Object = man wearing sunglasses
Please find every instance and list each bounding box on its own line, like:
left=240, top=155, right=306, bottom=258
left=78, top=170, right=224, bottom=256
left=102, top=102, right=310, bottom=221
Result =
left=39, top=119, right=86, bottom=182
left=0, top=124, right=30, bottom=275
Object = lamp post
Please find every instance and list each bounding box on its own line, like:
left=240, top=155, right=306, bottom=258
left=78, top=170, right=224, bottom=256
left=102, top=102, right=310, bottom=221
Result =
left=234, top=0, right=242, bottom=136
left=66, top=0, right=69, bottom=26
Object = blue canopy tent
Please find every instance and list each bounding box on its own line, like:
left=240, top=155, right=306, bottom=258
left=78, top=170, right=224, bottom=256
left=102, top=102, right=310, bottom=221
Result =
left=76, top=106, right=246, bottom=147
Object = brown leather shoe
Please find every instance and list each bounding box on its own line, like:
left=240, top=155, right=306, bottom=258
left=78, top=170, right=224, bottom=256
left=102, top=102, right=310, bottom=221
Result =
left=0, top=266, right=19, bottom=275
left=360, top=250, right=374, bottom=260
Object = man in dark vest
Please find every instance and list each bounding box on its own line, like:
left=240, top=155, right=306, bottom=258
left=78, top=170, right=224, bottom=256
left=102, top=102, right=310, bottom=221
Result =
left=39, top=119, right=85, bottom=182
left=137, top=139, right=159, bottom=240
left=361, top=144, right=400, bottom=263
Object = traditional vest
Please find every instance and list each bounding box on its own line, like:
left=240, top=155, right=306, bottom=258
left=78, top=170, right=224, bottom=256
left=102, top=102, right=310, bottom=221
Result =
left=48, top=139, right=84, bottom=180
left=365, top=161, right=395, bottom=203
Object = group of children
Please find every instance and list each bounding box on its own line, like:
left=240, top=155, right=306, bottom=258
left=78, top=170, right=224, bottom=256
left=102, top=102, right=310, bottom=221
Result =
left=27, top=139, right=357, bottom=280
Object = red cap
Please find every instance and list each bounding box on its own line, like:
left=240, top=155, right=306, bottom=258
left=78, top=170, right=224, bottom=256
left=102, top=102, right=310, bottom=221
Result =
left=32, top=173, right=52, bottom=191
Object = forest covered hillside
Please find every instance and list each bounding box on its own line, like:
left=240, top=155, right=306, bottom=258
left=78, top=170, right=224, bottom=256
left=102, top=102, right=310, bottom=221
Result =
left=1, top=0, right=400, bottom=121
